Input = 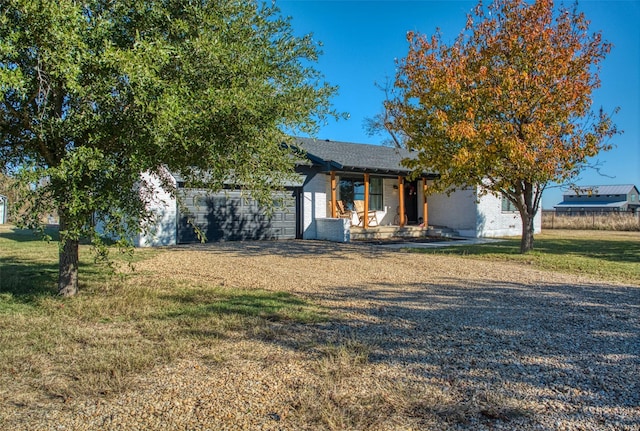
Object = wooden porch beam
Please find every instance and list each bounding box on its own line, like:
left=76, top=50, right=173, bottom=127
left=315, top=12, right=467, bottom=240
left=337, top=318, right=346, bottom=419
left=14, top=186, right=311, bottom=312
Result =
left=423, top=179, right=428, bottom=228
left=398, top=176, right=405, bottom=228
left=363, top=173, right=370, bottom=229
left=330, top=171, right=337, bottom=218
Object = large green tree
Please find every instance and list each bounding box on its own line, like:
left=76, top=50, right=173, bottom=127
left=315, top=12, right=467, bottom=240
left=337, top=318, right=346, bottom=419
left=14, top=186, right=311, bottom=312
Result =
left=1, top=0, right=337, bottom=296
left=384, top=0, right=618, bottom=252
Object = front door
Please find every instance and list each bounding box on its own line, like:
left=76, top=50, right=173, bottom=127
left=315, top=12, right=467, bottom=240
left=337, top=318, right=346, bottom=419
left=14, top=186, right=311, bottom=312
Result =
left=404, top=180, right=419, bottom=224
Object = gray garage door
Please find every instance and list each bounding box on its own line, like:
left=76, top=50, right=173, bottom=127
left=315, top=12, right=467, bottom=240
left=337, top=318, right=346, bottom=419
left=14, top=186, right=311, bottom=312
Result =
left=177, top=188, right=299, bottom=243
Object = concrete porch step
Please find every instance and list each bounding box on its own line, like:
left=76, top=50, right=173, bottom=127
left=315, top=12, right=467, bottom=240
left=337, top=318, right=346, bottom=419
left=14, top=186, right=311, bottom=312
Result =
left=426, top=226, right=460, bottom=239
left=350, top=225, right=460, bottom=241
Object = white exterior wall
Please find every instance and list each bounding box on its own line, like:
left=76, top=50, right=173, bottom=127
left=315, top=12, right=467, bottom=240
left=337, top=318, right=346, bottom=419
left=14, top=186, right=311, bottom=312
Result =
left=136, top=172, right=178, bottom=247
left=427, top=187, right=478, bottom=236
left=302, top=173, right=329, bottom=239
left=316, top=218, right=351, bottom=242
left=476, top=191, right=542, bottom=237
left=426, top=185, right=542, bottom=238
left=376, top=178, right=398, bottom=226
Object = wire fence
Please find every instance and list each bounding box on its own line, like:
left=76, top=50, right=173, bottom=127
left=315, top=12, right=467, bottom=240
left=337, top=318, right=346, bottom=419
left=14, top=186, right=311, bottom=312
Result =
left=542, top=210, right=640, bottom=231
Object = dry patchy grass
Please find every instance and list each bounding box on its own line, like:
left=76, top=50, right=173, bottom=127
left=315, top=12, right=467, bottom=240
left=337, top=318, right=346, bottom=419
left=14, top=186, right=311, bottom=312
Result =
left=1, top=225, right=638, bottom=430
left=543, top=211, right=640, bottom=231
left=0, top=226, right=326, bottom=404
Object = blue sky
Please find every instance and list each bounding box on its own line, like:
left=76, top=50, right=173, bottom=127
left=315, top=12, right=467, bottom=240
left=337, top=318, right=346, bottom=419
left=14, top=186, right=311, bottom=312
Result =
left=278, top=0, right=640, bottom=209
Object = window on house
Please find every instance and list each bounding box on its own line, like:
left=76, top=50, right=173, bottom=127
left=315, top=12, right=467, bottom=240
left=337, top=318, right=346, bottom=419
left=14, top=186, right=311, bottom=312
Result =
left=501, top=196, right=518, bottom=212
left=339, top=177, right=383, bottom=211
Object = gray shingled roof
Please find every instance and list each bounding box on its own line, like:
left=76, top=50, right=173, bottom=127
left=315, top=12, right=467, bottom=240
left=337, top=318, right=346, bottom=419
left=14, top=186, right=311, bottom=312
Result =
left=564, top=184, right=638, bottom=196
left=294, top=137, right=437, bottom=177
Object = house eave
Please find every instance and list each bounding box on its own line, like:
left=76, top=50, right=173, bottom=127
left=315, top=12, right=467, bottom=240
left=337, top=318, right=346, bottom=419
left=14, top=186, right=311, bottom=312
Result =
left=319, top=166, right=439, bottom=179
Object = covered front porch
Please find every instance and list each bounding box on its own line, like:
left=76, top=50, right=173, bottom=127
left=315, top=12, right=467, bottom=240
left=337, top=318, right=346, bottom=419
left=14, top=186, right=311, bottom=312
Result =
left=295, top=138, right=445, bottom=242
left=309, top=170, right=450, bottom=242
left=327, top=171, right=436, bottom=229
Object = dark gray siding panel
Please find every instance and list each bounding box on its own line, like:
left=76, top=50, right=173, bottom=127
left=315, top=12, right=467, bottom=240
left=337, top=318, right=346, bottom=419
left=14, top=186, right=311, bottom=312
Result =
left=177, top=189, right=298, bottom=243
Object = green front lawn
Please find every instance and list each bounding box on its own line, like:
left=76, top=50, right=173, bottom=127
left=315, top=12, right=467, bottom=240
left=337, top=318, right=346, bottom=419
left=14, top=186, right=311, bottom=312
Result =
left=409, top=230, right=640, bottom=285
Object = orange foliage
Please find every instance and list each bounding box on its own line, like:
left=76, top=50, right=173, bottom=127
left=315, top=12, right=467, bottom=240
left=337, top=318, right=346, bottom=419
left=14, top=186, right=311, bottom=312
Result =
left=387, top=0, right=619, bottom=252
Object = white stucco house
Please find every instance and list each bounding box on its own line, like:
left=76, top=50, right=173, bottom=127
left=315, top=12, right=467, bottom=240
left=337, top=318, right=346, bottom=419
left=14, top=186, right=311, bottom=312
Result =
left=132, top=137, right=541, bottom=246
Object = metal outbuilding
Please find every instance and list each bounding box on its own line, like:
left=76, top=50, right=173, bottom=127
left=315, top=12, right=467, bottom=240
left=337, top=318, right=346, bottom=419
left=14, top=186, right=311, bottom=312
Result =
left=554, top=184, right=639, bottom=214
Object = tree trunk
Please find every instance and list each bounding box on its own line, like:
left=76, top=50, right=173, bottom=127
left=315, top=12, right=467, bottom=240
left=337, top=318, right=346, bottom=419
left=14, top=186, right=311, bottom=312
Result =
left=520, top=212, right=535, bottom=253
left=58, top=219, right=79, bottom=297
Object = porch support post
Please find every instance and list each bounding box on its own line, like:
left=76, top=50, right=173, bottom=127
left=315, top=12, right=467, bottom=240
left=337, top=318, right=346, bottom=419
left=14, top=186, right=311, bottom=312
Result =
left=363, top=173, right=370, bottom=229
left=422, top=179, right=428, bottom=228
left=398, top=176, right=405, bottom=227
left=330, top=171, right=337, bottom=218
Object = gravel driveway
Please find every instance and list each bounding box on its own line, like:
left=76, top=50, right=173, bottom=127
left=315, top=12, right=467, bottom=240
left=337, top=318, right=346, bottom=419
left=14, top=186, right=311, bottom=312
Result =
left=7, top=240, right=639, bottom=430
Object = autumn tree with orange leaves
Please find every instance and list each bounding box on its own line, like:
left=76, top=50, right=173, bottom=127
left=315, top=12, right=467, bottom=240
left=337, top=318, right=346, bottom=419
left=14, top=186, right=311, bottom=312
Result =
left=384, top=0, right=618, bottom=252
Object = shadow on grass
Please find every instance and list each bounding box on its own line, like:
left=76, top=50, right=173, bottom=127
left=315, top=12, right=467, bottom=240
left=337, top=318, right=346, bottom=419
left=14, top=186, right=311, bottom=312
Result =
left=413, top=237, right=640, bottom=264
left=160, top=288, right=326, bottom=325
left=0, top=257, right=111, bottom=306
left=0, top=227, right=60, bottom=304
left=0, top=225, right=60, bottom=243
left=0, top=257, right=58, bottom=305
left=0, top=227, right=120, bottom=306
